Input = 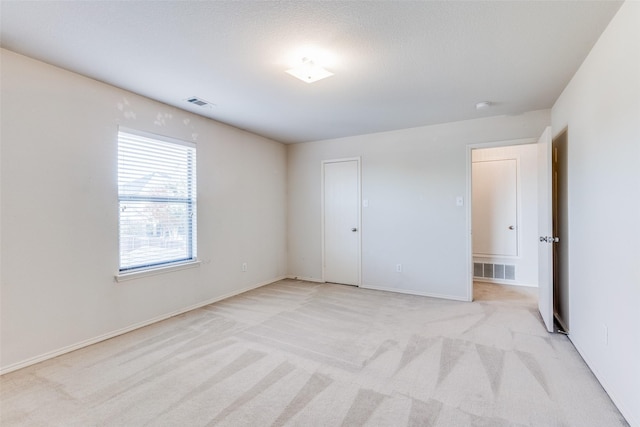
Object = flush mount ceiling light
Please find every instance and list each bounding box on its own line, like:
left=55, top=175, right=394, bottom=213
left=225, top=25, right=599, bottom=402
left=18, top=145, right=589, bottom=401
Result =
left=286, top=57, right=334, bottom=84
left=475, top=101, right=492, bottom=110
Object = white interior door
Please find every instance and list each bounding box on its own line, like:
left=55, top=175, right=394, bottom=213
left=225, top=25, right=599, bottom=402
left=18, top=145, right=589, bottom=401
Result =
left=323, top=160, right=360, bottom=285
left=472, top=159, right=518, bottom=256
left=537, top=126, right=554, bottom=332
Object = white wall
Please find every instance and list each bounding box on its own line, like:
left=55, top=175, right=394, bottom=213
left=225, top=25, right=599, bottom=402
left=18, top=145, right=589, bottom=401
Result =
left=288, top=110, right=550, bottom=300
left=472, top=144, right=539, bottom=287
left=551, top=2, right=640, bottom=425
left=0, top=49, right=288, bottom=372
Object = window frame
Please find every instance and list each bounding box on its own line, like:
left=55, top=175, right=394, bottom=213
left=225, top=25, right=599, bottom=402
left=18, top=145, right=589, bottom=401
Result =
left=115, top=127, right=198, bottom=280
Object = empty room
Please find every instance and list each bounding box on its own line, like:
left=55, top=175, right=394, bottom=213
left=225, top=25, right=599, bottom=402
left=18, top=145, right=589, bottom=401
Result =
left=1, top=1, right=638, bottom=426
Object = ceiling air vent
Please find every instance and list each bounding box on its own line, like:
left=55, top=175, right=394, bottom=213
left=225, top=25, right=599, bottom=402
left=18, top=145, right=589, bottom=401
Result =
left=186, top=97, right=214, bottom=108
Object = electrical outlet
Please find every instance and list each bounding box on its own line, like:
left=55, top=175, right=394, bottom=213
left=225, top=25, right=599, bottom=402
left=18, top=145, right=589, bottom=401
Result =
left=396, top=264, right=402, bottom=273
left=242, top=262, right=247, bottom=272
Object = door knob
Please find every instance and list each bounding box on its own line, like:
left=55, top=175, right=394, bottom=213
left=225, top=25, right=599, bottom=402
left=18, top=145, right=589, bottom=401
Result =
left=351, top=228, right=358, bottom=232
left=508, top=225, right=515, bottom=230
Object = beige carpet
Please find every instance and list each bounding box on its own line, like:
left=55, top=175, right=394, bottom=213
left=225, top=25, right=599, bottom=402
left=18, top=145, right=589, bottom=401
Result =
left=0, top=280, right=628, bottom=426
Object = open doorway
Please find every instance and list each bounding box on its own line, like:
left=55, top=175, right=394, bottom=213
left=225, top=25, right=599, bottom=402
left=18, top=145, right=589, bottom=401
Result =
left=553, top=129, right=569, bottom=332
left=468, top=128, right=558, bottom=333
left=468, top=141, right=540, bottom=302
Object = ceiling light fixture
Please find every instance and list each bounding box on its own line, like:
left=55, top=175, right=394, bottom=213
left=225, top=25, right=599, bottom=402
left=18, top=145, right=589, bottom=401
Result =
left=286, top=57, right=334, bottom=84
left=475, top=101, right=492, bottom=110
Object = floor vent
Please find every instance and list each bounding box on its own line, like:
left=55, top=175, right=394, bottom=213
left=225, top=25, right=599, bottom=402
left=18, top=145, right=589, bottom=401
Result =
left=474, top=262, right=515, bottom=280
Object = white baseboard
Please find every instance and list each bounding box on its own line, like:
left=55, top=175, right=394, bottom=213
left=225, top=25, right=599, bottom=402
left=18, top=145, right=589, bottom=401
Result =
left=286, top=278, right=470, bottom=302
left=360, top=284, right=469, bottom=302
left=286, top=275, right=325, bottom=283
left=569, top=337, right=638, bottom=427
left=0, top=275, right=286, bottom=376
left=474, top=278, right=538, bottom=288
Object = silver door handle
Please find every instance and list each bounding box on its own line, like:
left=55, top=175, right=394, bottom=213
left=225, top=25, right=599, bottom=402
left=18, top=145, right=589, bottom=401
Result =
left=539, top=236, right=559, bottom=243
left=509, top=225, right=515, bottom=230
left=351, top=228, right=358, bottom=232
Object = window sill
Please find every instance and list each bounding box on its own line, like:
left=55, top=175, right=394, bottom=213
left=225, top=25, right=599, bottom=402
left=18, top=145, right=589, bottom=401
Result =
left=115, top=260, right=201, bottom=283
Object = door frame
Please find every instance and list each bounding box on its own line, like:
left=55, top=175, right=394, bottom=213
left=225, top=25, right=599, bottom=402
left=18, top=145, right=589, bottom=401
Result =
left=321, top=157, right=362, bottom=286
left=465, top=138, right=537, bottom=301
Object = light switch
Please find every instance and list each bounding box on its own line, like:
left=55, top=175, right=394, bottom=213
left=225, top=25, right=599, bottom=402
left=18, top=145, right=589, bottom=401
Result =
left=456, top=196, right=464, bottom=206
left=363, top=199, right=369, bottom=208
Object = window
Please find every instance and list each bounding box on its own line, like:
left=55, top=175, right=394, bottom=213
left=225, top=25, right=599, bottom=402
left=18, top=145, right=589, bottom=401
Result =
left=118, top=128, right=197, bottom=273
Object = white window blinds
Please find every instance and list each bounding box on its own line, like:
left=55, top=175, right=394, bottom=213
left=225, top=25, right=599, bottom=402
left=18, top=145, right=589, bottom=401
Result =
left=118, top=128, right=197, bottom=272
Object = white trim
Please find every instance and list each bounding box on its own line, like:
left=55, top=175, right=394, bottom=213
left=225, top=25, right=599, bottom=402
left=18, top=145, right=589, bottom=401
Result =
left=321, top=157, right=362, bottom=287
left=473, top=277, right=538, bottom=288
left=0, top=276, right=286, bottom=376
left=468, top=137, right=536, bottom=150
left=321, top=162, right=325, bottom=283
left=360, top=284, right=469, bottom=302
left=115, top=260, right=201, bottom=282
left=473, top=254, right=521, bottom=259
left=118, top=125, right=196, bottom=148
left=466, top=137, right=538, bottom=303
left=290, top=277, right=471, bottom=298
left=321, top=161, right=325, bottom=283
left=286, top=275, right=325, bottom=283
left=465, top=146, right=473, bottom=301
left=516, top=155, right=523, bottom=259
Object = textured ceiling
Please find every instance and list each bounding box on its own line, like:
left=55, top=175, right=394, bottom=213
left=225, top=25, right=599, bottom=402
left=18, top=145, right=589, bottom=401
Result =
left=0, top=1, right=623, bottom=143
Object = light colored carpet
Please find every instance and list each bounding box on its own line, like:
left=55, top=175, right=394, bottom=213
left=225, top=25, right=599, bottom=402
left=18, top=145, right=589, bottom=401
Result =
left=0, top=280, right=628, bottom=426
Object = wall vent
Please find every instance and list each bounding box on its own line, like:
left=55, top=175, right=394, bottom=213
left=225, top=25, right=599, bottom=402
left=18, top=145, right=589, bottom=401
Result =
left=483, top=263, right=494, bottom=278
left=505, top=264, right=516, bottom=280
left=474, top=262, right=515, bottom=281
left=186, top=96, right=214, bottom=108
left=473, top=263, right=483, bottom=277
